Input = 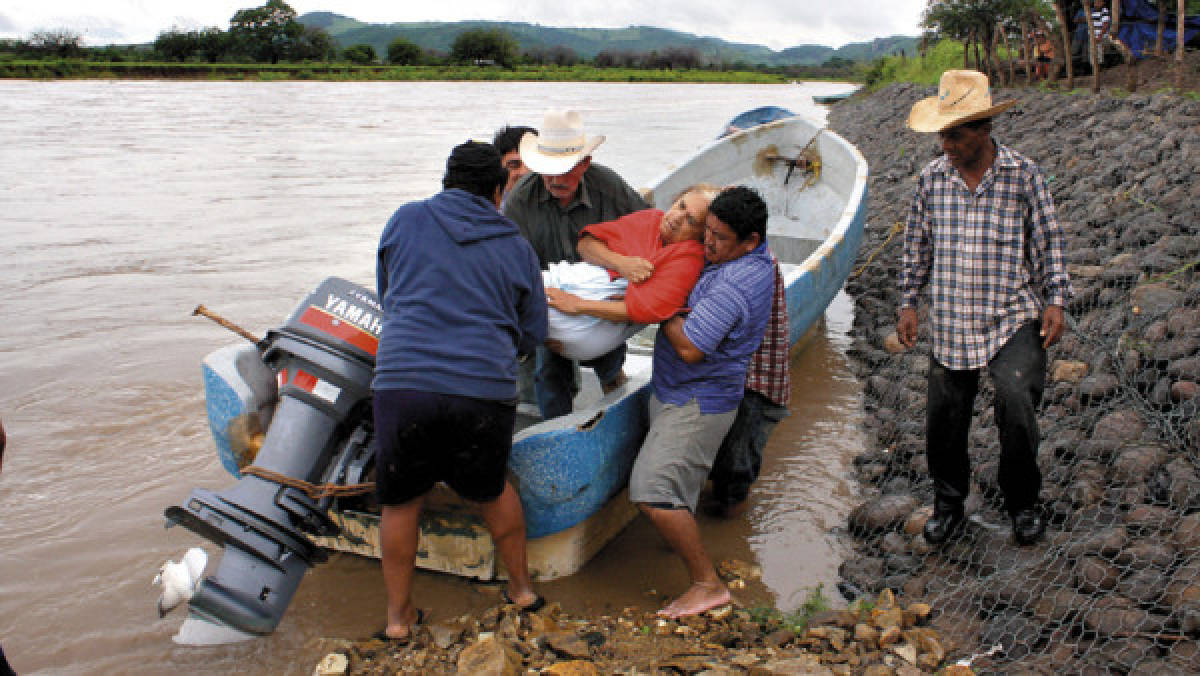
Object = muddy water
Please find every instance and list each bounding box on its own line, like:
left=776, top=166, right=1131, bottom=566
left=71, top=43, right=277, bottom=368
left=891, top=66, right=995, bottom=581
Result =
left=0, top=79, right=861, bottom=674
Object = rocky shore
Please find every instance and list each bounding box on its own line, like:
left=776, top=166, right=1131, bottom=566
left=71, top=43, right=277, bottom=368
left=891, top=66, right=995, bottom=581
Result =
left=828, top=84, right=1200, bottom=672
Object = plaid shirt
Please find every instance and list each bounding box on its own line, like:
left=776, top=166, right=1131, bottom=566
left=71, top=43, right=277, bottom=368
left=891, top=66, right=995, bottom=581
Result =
left=899, top=142, right=1072, bottom=370
left=745, top=259, right=790, bottom=406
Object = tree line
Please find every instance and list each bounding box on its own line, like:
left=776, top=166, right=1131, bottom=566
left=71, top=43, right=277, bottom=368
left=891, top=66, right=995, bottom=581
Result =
left=0, top=0, right=862, bottom=77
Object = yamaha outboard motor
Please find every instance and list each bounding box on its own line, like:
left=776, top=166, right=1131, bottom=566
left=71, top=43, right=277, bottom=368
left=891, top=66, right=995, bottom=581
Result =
left=165, top=277, right=381, bottom=638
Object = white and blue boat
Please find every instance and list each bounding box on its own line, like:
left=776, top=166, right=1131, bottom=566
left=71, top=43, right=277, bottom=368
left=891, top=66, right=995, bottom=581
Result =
left=171, top=109, right=867, bottom=641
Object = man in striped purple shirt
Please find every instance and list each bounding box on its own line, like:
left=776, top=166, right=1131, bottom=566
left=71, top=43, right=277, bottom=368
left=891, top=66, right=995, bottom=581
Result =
left=898, top=71, right=1072, bottom=547
left=631, top=186, right=775, bottom=618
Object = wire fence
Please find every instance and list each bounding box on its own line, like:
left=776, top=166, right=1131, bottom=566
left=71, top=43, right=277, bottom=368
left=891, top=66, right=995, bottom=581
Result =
left=830, top=83, right=1200, bottom=673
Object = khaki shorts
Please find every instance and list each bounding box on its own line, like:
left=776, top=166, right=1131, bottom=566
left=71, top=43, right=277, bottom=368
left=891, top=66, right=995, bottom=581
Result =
left=629, top=394, right=737, bottom=511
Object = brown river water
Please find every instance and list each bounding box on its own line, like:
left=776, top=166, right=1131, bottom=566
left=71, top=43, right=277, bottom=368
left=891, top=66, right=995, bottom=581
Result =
left=0, top=80, right=862, bottom=674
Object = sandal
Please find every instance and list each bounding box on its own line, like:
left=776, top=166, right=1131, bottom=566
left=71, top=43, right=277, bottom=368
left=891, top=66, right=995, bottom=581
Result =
left=502, top=590, right=547, bottom=613
left=371, top=608, right=426, bottom=643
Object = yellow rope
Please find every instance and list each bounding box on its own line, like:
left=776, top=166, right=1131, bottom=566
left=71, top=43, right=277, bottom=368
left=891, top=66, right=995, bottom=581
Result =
left=242, top=465, right=375, bottom=499
left=849, top=221, right=905, bottom=280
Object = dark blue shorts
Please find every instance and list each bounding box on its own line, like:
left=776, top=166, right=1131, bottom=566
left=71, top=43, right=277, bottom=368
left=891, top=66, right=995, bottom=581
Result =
left=372, top=389, right=515, bottom=505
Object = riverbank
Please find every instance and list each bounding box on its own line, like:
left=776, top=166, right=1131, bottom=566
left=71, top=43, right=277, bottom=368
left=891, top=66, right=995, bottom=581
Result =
left=828, top=84, right=1200, bottom=672
left=0, top=60, right=801, bottom=83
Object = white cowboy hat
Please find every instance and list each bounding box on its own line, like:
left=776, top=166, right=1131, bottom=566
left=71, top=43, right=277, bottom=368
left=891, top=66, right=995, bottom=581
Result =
left=907, top=70, right=1017, bottom=133
left=519, top=109, right=606, bottom=175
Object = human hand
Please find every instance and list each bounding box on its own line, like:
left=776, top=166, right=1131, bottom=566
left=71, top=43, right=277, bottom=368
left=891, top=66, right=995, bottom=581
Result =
left=545, top=339, right=566, bottom=355
left=617, top=256, right=654, bottom=284
left=1041, top=305, right=1065, bottom=348
left=546, top=288, right=583, bottom=315
left=897, top=307, right=919, bottom=348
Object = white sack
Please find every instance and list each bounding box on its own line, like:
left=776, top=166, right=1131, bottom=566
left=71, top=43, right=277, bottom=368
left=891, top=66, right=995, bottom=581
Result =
left=543, top=261, right=645, bottom=361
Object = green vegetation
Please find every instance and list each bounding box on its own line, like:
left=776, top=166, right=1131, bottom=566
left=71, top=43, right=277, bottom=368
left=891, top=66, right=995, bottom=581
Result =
left=863, top=39, right=968, bottom=89
left=745, top=585, right=832, bottom=633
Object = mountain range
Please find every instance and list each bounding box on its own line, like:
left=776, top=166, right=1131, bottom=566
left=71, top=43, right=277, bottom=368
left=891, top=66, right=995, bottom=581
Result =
left=297, top=12, right=918, bottom=67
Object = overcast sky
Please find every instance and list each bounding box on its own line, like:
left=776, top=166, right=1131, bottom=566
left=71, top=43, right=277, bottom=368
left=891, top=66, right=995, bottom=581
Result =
left=0, top=1, right=926, bottom=50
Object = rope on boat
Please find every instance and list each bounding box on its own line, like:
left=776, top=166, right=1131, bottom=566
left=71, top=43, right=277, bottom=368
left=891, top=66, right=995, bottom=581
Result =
left=241, top=465, right=375, bottom=499
left=193, top=304, right=260, bottom=344
left=848, top=220, right=905, bottom=280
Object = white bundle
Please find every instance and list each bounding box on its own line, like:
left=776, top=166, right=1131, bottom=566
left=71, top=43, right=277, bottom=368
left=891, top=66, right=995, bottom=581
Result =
left=543, top=261, right=645, bottom=360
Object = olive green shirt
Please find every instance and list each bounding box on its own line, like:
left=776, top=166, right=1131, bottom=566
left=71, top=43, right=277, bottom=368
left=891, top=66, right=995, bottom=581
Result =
left=503, top=163, right=648, bottom=269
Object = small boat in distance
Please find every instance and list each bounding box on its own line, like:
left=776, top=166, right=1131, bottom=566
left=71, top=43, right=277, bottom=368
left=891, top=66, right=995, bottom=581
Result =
left=163, top=108, right=868, bottom=642
left=813, top=90, right=857, bottom=105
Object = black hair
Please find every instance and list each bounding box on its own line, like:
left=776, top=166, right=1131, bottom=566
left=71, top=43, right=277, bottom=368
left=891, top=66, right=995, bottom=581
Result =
left=443, top=140, right=508, bottom=199
left=492, top=125, right=537, bottom=156
left=961, top=117, right=992, bottom=130
left=709, top=186, right=768, bottom=243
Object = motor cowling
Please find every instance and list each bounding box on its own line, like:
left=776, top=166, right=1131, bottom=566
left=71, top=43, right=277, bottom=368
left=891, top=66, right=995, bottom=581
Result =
left=166, top=277, right=381, bottom=636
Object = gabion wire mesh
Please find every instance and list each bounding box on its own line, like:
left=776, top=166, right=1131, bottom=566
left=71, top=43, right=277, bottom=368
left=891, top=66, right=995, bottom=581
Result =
left=829, top=84, right=1200, bottom=673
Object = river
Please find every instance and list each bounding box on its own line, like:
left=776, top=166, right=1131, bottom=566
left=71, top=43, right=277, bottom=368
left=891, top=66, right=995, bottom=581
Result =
left=0, top=79, right=863, bottom=674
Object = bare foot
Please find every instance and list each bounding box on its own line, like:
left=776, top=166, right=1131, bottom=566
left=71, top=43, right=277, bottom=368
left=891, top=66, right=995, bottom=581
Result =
left=657, top=581, right=732, bottom=619
left=383, top=605, right=423, bottom=640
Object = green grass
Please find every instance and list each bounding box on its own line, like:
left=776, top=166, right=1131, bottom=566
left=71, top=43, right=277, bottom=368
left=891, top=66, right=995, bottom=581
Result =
left=862, top=39, right=968, bottom=90
left=0, top=59, right=788, bottom=83
left=745, top=584, right=832, bottom=633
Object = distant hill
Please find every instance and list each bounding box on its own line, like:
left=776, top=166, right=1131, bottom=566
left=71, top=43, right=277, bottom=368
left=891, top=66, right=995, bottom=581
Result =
left=298, top=12, right=917, bottom=66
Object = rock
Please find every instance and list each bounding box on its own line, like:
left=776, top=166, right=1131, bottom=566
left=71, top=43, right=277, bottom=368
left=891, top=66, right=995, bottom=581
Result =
left=1114, top=541, right=1177, bottom=570
left=1125, top=504, right=1175, bottom=535
left=541, top=660, right=600, bottom=676
left=764, top=628, right=797, bottom=648
left=854, top=623, right=880, bottom=648
left=1074, top=556, right=1120, bottom=594
left=1051, top=360, right=1089, bottom=383
left=1172, top=380, right=1198, bottom=401
left=848, top=494, right=919, bottom=534
left=748, top=655, right=830, bottom=676
left=1091, top=408, right=1146, bottom=441
left=883, top=332, right=907, bottom=354
left=1110, top=445, right=1167, bottom=482
left=428, top=621, right=465, bottom=651
left=543, top=631, right=591, bottom=660
left=1173, top=513, right=1200, bottom=553
left=313, top=652, right=348, bottom=676
left=1078, top=373, right=1120, bottom=400
left=457, top=636, right=521, bottom=676
left=1131, top=283, right=1185, bottom=317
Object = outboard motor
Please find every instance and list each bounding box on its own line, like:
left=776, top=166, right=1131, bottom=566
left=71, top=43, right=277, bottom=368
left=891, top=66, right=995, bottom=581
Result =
left=165, top=277, right=381, bottom=638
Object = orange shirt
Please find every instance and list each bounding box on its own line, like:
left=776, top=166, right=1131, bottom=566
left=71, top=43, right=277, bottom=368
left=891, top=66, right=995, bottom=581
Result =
left=580, top=209, right=705, bottom=324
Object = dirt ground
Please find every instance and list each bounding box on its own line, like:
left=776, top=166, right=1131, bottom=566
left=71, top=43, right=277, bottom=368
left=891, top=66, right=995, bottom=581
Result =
left=1034, top=48, right=1199, bottom=93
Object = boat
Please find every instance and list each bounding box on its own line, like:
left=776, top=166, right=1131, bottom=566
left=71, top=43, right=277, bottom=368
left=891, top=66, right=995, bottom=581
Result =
left=812, top=91, right=856, bottom=105
left=163, top=109, right=868, bottom=642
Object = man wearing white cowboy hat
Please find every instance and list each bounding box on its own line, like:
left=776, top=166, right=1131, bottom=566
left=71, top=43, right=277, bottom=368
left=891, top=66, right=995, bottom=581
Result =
left=897, top=70, right=1072, bottom=548
left=504, top=109, right=648, bottom=420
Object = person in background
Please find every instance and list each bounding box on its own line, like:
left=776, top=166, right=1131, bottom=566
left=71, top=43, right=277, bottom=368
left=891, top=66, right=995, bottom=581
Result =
left=372, top=141, right=548, bottom=641
left=493, top=124, right=537, bottom=204
left=631, top=186, right=776, bottom=618
left=504, top=109, right=648, bottom=419
left=899, top=70, right=1071, bottom=548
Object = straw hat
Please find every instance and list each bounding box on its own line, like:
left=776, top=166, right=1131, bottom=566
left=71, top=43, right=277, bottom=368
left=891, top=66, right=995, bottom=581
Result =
left=519, top=109, right=606, bottom=175
left=907, top=70, right=1016, bottom=133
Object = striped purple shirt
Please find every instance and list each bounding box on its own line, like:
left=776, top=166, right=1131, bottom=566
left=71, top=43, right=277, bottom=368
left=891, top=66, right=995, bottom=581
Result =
left=899, top=142, right=1072, bottom=370
left=652, top=243, right=775, bottom=413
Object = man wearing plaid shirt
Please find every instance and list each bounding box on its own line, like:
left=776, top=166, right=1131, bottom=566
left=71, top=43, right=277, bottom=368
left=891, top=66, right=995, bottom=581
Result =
left=707, top=261, right=790, bottom=517
left=899, top=71, right=1072, bottom=547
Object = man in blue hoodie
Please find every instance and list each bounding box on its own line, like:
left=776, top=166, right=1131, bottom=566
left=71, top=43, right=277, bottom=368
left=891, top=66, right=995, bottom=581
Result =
left=373, top=141, right=549, bottom=641
left=630, top=186, right=776, bottom=619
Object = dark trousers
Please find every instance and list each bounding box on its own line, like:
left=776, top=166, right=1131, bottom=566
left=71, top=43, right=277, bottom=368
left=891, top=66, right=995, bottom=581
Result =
left=709, top=389, right=789, bottom=506
left=927, top=322, right=1046, bottom=515
left=534, top=343, right=626, bottom=419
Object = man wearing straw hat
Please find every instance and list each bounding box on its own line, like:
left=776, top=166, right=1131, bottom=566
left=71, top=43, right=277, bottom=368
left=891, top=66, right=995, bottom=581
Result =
left=505, top=109, right=648, bottom=419
left=897, top=70, right=1072, bottom=547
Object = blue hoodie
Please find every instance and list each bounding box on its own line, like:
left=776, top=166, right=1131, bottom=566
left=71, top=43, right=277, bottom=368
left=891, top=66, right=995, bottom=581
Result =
left=374, top=189, right=547, bottom=401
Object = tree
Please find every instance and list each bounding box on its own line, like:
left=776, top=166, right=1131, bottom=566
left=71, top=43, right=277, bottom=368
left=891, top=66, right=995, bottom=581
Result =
left=28, top=29, right=83, bottom=58
left=154, top=29, right=197, bottom=62
left=291, top=25, right=335, bottom=61
left=387, top=37, right=422, bottom=65
left=343, top=43, right=376, bottom=64
left=195, top=27, right=233, bottom=63
left=229, top=0, right=303, bottom=63
left=450, top=28, right=519, bottom=68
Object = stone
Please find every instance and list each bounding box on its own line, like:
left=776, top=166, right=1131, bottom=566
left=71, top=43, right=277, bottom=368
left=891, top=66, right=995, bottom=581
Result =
left=854, top=623, right=880, bottom=648
left=1172, top=513, right=1200, bottom=553
left=748, top=654, right=831, bottom=676
left=1131, top=283, right=1184, bottom=317
left=1075, top=556, right=1120, bottom=594
left=848, top=494, right=918, bottom=534
left=428, top=621, right=465, bottom=651
left=1078, top=373, right=1120, bottom=400
left=883, top=332, right=907, bottom=354
left=1110, top=445, right=1167, bottom=483
left=456, top=636, right=520, bottom=676
left=1051, top=360, right=1089, bottom=383
left=1091, top=408, right=1145, bottom=441
left=764, top=628, right=797, bottom=648
left=313, top=652, right=348, bottom=676
left=543, top=631, right=591, bottom=660
left=889, top=641, right=918, bottom=665
left=1172, top=380, right=1198, bottom=401
left=540, top=661, right=600, bottom=676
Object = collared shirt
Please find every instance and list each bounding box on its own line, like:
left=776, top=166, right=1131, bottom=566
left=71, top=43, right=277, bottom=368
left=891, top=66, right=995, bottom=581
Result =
left=653, top=242, right=775, bottom=414
left=745, top=259, right=790, bottom=406
left=899, top=142, right=1072, bottom=370
left=503, top=163, right=648, bottom=269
